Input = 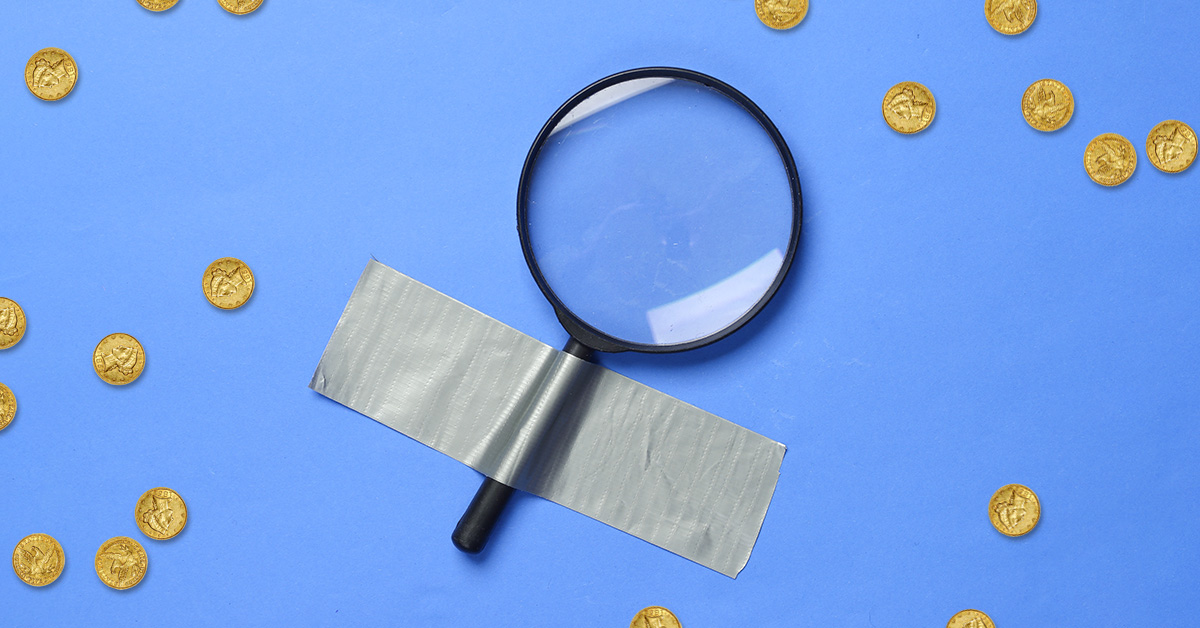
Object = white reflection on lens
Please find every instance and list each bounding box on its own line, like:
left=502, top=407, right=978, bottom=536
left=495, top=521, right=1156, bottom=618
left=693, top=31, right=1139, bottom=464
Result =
left=645, top=248, right=784, bottom=345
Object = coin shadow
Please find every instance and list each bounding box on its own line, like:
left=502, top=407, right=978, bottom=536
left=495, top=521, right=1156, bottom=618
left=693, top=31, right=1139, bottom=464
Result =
left=1014, top=17, right=1039, bottom=38
left=105, top=567, right=150, bottom=593
left=914, top=113, right=938, bottom=135
left=205, top=283, right=259, bottom=316
left=33, top=76, right=80, bottom=106
left=1007, top=523, right=1041, bottom=542
left=1151, top=161, right=1196, bottom=179
left=987, top=13, right=1039, bottom=39
left=887, top=107, right=940, bottom=138
left=1093, top=165, right=1141, bottom=191
left=775, top=3, right=812, bottom=32
left=1024, top=113, right=1074, bottom=135
left=155, top=521, right=190, bottom=543
left=995, top=515, right=1043, bottom=543
left=144, top=2, right=183, bottom=18
left=1, top=319, right=30, bottom=355
left=108, top=578, right=147, bottom=593
left=218, top=0, right=266, bottom=19
left=113, top=362, right=148, bottom=390
left=1059, top=112, right=1075, bottom=132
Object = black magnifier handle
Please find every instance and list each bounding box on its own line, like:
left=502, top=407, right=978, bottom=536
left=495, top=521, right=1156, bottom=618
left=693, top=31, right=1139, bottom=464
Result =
left=452, top=338, right=595, bottom=554
left=452, top=478, right=515, bottom=554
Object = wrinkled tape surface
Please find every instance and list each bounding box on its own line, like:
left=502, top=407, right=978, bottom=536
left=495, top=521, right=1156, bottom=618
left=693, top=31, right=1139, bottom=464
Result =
left=310, top=261, right=785, bottom=577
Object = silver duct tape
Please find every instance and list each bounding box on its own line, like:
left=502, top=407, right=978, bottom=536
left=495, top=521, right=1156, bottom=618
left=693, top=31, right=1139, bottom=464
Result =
left=309, top=260, right=786, bottom=577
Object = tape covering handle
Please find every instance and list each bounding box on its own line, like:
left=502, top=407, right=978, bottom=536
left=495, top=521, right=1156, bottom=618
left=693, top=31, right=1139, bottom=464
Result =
left=311, top=262, right=787, bottom=576
left=452, top=478, right=516, bottom=553
left=452, top=338, right=592, bottom=554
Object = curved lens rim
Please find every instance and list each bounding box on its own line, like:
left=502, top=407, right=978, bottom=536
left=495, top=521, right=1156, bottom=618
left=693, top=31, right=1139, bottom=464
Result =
left=516, top=66, right=803, bottom=354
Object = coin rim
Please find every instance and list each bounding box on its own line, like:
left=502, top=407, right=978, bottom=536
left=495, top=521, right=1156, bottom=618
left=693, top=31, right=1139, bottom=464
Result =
left=12, top=533, right=65, bottom=587
left=0, top=297, right=27, bottom=350
left=882, top=81, right=936, bottom=134
left=136, top=0, right=180, bottom=11
left=24, top=47, right=78, bottom=101
left=1146, top=120, right=1197, bottom=174
left=1021, top=79, right=1074, bottom=132
left=630, top=606, right=682, bottom=628
left=1084, top=133, right=1138, bottom=186
left=135, top=487, right=188, bottom=540
left=989, top=483, right=1041, bottom=537
left=754, top=0, right=809, bottom=30
left=218, top=0, right=264, bottom=15
left=0, top=381, right=16, bottom=432
left=947, top=608, right=995, bottom=628
left=93, top=333, right=146, bottom=386
left=984, top=0, right=1037, bottom=35
left=202, top=257, right=255, bottom=310
left=94, top=536, right=148, bottom=590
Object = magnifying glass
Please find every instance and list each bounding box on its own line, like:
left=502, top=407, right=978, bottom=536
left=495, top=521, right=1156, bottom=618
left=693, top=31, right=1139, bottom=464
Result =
left=452, top=67, right=802, bottom=553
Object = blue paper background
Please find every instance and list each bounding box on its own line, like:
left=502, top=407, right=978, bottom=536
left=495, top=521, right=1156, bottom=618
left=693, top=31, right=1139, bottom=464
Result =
left=2, top=1, right=1197, bottom=625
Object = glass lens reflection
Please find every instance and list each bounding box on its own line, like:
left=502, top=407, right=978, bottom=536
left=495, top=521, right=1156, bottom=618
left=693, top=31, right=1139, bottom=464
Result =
left=525, top=78, right=794, bottom=347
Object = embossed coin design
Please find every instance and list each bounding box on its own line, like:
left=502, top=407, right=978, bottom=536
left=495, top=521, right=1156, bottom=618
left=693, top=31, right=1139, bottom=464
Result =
left=203, top=257, right=255, bottom=309
left=95, top=537, right=148, bottom=590
left=985, top=0, right=1036, bottom=35
left=630, top=606, right=683, bottom=628
left=24, top=48, right=78, bottom=101
left=93, top=333, right=146, bottom=385
left=755, top=0, right=808, bottom=30
left=1022, top=79, right=1074, bottom=132
left=217, top=0, right=263, bottom=15
left=883, top=82, right=936, bottom=134
left=947, top=609, right=996, bottom=628
left=0, top=297, right=27, bottom=350
left=1146, top=120, right=1197, bottom=174
left=12, top=534, right=65, bottom=587
left=137, top=0, right=180, bottom=10
left=989, top=483, right=1040, bottom=536
left=0, top=382, right=16, bottom=432
left=1085, top=133, right=1138, bottom=186
left=135, top=487, right=188, bottom=540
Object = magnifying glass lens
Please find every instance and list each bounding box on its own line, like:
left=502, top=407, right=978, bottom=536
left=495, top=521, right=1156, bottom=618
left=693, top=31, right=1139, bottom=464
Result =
left=525, top=77, right=795, bottom=348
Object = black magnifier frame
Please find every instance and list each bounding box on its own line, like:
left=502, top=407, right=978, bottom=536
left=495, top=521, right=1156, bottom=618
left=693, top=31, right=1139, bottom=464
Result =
left=452, top=66, right=803, bottom=554
left=517, top=66, right=804, bottom=354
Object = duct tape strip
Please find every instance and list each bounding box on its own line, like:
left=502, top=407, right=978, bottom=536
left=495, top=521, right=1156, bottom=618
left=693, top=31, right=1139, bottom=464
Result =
left=309, top=260, right=786, bottom=577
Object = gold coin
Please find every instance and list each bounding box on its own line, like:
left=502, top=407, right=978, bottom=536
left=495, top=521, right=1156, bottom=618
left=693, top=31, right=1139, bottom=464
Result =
left=137, top=0, right=180, bottom=10
left=12, top=534, right=65, bottom=587
left=93, top=333, right=146, bottom=386
left=0, top=297, right=27, bottom=350
left=1146, top=120, right=1197, bottom=174
left=882, top=82, right=936, bottom=134
left=95, top=537, right=148, bottom=590
left=755, top=0, right=808, bottom=30
left=1021, top=79, right=1074, bottom=132
left=1084, top=133, right=1138, bottom=186
left=24, top=47, right=78, bottom=101
left=135, top=487, right=188, bottom=540
left=630, top=606, right=682, bottom=628
left=947, top=609, right=996, bottom=628
left=202, top=257, right=255, bottom=309
left=0, top=382, right=16, bottom=432
left=985, top=0, right=1036, bottom=35
left=218, top=0, right=263, bottom=15
left=989, top=483, right=1040, bottom=537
